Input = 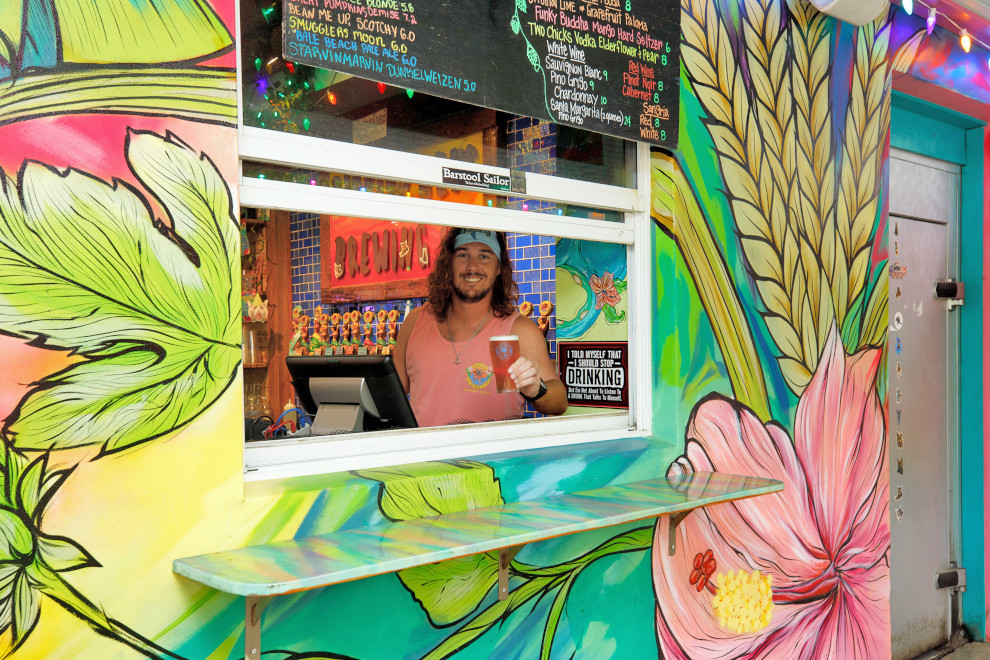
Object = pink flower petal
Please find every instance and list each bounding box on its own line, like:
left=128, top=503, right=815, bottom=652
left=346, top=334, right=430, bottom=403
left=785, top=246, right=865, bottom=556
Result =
left=794, top=327, right=887, bottom=564
left=655, top=323, right=890, bottom=658
left=653, top=512, right=813, bottom=659
left=676, top=397, right=825, bottom=577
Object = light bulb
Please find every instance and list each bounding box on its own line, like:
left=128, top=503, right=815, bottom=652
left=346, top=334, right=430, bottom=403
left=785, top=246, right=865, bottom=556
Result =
left=927, top=7, right=936, bottom=34
left=903, top=0, right=913, bottom=14
left=961, top=29, right=971, bottom=52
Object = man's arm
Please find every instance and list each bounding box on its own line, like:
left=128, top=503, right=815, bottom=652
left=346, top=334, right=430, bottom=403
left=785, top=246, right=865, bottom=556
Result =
left=393, top=306, right=421, bottom=393
left=508, top=315, right=568, bottom=416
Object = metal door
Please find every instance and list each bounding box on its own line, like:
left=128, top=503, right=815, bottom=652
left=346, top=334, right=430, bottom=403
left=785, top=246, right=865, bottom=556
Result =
left=888, top=149, right=961, bottom=660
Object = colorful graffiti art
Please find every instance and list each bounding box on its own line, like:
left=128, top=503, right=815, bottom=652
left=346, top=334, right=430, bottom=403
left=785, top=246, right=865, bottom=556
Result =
left=648, top=0, right=896, bottom=656
left=0, top=0, right=943, bottom=656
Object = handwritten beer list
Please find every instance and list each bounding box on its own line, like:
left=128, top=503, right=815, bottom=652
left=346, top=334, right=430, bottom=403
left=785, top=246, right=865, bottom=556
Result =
left=519, top=0, right=675, bottom=143
left=282, top=0, right=677, bottom=145
left=283, top=1, right=453, bottom=89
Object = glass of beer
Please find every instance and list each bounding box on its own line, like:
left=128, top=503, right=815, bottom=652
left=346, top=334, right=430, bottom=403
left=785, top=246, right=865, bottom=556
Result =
left=489, top=335, right=520, bottom=393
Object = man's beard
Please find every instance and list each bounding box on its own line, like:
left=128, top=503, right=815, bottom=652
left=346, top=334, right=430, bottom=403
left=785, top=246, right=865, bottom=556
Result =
left=453, top=278, right=495, bottom=304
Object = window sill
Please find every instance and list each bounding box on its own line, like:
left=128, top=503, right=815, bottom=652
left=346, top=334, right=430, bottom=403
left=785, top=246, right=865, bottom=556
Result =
left=243, top=412, right=635, bottom=482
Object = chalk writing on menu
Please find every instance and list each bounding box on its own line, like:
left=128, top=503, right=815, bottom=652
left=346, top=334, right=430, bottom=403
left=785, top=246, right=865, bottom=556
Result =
left=282, top=0, right=678, bottom=146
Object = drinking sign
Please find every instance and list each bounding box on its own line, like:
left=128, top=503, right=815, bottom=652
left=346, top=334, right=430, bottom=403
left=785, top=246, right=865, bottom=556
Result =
left=557, top=341, right=628, bottom=408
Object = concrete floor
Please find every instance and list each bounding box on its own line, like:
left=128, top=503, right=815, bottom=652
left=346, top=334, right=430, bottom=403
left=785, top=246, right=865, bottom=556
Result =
left=942, top=642, right=990, bottom=659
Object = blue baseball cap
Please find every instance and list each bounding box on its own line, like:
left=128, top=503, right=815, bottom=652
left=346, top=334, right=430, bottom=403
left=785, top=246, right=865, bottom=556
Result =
left=452, top=229, right=501, bottom=258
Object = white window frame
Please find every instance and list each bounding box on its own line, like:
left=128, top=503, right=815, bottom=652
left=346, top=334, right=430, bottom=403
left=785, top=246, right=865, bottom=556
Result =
left=235, top=9, right=654, bottom=480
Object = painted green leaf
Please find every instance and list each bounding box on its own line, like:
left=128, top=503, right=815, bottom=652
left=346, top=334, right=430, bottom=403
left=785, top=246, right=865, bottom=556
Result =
left=355, top=460, right=504, bottom=521
left=602, top=304, right=625, bottom=323
left=36, top=534, right=99, bottom=572
left=0, top=129, right=240, bottom=455
left=0, top=508, right=32, bottom=561
left=14, top=453, right=61, bottom=519
left=53, top=0, right=232, bottom=65
left=399, top=551, right=500, bottom=627
left=355, top=460, right=504, bottom=626
left=858, top=263, right=888, bottom=350
left=650, top=154, right=771, bottom=422
left=0, top=567, right=38, bottom=653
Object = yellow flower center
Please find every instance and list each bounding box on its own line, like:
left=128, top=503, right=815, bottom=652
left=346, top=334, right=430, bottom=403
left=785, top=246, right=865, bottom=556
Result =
left=711, top=569, right=774, bottom=634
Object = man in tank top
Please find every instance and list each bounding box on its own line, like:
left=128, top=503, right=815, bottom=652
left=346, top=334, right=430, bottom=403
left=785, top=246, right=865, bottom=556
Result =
left=394, top=228, right=567, bottom=427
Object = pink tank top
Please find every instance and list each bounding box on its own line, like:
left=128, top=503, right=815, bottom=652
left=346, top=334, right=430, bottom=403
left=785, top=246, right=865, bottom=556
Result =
left=406, top=306, right=523, bottom=426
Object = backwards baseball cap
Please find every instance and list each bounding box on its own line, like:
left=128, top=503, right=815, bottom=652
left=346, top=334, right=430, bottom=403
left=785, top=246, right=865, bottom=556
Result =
left=452, top=229, right=501, bottom=258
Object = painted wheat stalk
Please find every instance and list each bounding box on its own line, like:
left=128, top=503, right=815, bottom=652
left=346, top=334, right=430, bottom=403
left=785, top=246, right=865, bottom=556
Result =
left=787, top=0, right=836, bottom=379
left=683, top=0, right=818, bottom=394
left=832, top=12, right=891, bottom=329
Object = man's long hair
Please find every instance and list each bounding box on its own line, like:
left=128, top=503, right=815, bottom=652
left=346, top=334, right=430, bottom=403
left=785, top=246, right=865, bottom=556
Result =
left=427, top=229, right=518, bottom=322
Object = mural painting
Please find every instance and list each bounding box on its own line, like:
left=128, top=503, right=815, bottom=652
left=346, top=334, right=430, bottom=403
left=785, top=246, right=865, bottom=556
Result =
left=0, top=0, right=972, bottom=657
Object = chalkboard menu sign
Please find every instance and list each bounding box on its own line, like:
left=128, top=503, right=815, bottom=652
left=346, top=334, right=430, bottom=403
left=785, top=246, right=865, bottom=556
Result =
left=282, top=0, right=678, bottom=147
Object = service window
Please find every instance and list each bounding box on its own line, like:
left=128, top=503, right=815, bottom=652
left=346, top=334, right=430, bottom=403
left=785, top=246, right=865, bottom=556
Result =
left=238, top=1, right=651, bottom=479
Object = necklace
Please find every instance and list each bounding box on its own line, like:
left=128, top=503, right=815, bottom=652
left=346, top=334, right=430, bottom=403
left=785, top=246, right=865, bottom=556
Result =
left=445, top=312, right=490, bottom=364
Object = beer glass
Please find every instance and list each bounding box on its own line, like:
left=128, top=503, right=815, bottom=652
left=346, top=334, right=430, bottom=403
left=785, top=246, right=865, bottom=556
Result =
left=489, top=335, right=520, bottom=393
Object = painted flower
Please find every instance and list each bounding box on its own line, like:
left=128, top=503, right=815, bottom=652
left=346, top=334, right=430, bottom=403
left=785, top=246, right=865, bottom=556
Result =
left=589, top=271, right=620, bottom=309
left=518, top=301, right=534, bottom=317
left=654, top=327, right=889, bottom=658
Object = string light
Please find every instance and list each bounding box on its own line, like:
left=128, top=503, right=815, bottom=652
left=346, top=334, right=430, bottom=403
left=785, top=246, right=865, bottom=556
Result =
left=916, top=0, right=990, bottom=55
left=903, top=0, right=913, bottom=15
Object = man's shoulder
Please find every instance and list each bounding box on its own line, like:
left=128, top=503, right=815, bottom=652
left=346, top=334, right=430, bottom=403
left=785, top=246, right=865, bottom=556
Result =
left=509, top=312, right=537, bottom=333
left=410, top=304, right=433, bottom=320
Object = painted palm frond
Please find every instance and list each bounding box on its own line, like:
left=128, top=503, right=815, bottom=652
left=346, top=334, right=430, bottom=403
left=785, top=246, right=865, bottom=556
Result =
left=832, top=13, right=891, bottom=334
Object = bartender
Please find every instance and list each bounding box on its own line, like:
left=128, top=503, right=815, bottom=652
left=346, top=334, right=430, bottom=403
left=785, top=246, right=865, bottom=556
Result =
left=394, top=228, right=567, bottom=426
